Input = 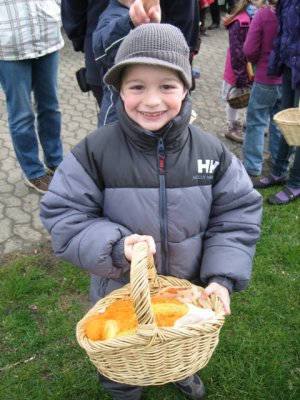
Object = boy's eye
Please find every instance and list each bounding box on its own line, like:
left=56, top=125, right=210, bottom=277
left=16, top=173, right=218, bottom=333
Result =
left=162, top=84, right=175, bottom=90
left=130, top=85, right=144, bottom=90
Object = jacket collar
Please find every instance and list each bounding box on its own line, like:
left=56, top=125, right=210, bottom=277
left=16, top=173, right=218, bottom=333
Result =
left=116, top=95, right=193, bottom=151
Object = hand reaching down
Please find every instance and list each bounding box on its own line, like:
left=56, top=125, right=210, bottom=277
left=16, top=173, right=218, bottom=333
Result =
left=129, top=0, right=161, bottom=25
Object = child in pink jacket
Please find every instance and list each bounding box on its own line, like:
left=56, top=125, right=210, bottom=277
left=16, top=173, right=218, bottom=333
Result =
left=222, top=0, right=258, bottom=143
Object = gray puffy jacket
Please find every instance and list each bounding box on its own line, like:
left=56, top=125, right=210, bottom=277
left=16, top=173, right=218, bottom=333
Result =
left=40, top=96, right=262, bottom=304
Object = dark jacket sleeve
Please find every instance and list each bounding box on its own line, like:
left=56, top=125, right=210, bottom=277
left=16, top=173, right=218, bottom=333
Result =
left=61, top=0, right=89, bottom=52
left=93, top=4, right=132, bottom=70
left=40, top=152, right=132, bottom=279
left=200, top=155, right=262, bottom=293
left=160, top=0, right=200, bottom=53
left=61, top=0, right=109, bottom=52
left=229, top=20, right=249, bottom=87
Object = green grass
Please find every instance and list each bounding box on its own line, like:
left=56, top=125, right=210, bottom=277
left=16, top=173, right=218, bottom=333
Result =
left=0, top=191, right=299, bottom=399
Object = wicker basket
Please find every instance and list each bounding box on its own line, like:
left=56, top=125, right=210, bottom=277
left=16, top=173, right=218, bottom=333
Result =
left=76, top=242, right=225, bottom=386
left=226, top=86, right=251, bottom=109
left=273, top=105, right=300, bottom=146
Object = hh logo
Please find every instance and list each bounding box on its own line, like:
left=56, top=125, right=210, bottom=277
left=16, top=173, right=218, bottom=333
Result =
left=197, top=159, right=220, bottom=174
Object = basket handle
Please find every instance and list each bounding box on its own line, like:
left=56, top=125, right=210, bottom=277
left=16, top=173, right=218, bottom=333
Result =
left=130, top=242, right=159, bottom=339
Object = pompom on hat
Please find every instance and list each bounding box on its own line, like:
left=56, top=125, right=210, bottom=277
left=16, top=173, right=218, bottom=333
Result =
left=104, top=23, right=192, bottom=90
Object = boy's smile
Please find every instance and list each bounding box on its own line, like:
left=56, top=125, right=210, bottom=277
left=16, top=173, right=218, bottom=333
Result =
left=120, top=64, right=187, bottom=131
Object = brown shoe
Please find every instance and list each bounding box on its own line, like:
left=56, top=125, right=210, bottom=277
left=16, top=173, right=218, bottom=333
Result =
left=225, top=121, right=244, bottom=144
left=24, top=173, right=53, bottom=194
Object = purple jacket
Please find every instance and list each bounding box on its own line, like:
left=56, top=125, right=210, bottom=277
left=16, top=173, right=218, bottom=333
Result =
left=243, top=7, right=282, bottom=85
left=268, top=0, right=300, bottom=89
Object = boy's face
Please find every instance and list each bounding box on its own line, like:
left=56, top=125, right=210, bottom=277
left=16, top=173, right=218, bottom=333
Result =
left=120, top=64, right=187, bottom=131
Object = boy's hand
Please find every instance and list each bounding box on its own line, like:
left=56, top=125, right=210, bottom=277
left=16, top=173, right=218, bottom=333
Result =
left=129, top=0, right=161, bottom=26
left=124, top=234, right=156, bottom=261
left=202, top=282, right=231, bottom=316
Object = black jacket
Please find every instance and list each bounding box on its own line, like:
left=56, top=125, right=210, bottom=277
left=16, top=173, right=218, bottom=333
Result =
left=61, top=0, right=109, bottom=85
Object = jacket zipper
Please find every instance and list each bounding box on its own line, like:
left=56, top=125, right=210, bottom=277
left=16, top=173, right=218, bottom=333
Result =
left=157, top=138, right=169, bottom=275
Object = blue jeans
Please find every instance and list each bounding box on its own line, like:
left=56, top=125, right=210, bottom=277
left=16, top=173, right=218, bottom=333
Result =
left=243, top=82, right=282, bottom=176
left=272, top=66, right=300, bottom=188
left=0, top=52, right=63, bottom=179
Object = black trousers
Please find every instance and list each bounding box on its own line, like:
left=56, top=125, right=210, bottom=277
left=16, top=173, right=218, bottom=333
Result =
left=209, top=0, right=220, bottom=25
left=210, top=0, right=237, bottom=25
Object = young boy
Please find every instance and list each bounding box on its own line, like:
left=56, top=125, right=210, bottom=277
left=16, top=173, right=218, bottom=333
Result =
left=93, top=0, right=200, bottom=126
left=40, top=23, right=262, bottom=400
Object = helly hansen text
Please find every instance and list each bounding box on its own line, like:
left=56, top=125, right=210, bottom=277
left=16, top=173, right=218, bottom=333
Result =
left=197, top=160, right=220, bottom=174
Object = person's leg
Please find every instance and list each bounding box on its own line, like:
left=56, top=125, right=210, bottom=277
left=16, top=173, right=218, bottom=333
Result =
left=254, top=67, right=296, bottom=188
left=243, top=82, right=279, bottom=176
left=97, top=371, right=142, bottom=400
left=268, top=84, right=283, bottom=162
left=0, top=59, right=46, bottom=179
left=32, top=51, right=63, bottom=170
left=287, top=147, right=300, bottom=188
left=272, top=67, right=296, bottom=178
left=268, top=84, right=300, bottom=203
left=208, top=0, right=220, bottom=29
left=286, top=147, right=300, bottom=187
left=221, top=80, right=244, bottom=143
left=225, top=103, right=244, bottom=143
left=199, top=7, right=207, bottom=35
left=259, top=67, right=300, bottom=203
left=268, top=146, right=300, bottom=204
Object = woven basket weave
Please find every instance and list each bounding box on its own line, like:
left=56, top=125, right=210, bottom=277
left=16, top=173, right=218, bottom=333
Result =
left=274, top=105, right=300, bottom=146
left=226, top=86, right=251, bottom=109
left=76, top=242, right=225, bottom=386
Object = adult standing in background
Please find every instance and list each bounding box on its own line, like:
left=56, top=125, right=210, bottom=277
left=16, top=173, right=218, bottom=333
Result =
left=160, top=0, right=200, bottom=59
left=0, top=0, right=64, bottom=194
left=208, top=0, right=237, bottom=30
left=61, top=0, right=109, bottom=109
left=199, top=0, right=215, bottom=36
left=208, top=0, right=221, bottom=29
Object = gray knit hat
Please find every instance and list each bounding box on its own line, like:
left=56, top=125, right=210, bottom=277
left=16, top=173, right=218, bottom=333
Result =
left=104, top=23, right=192, bottom=90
